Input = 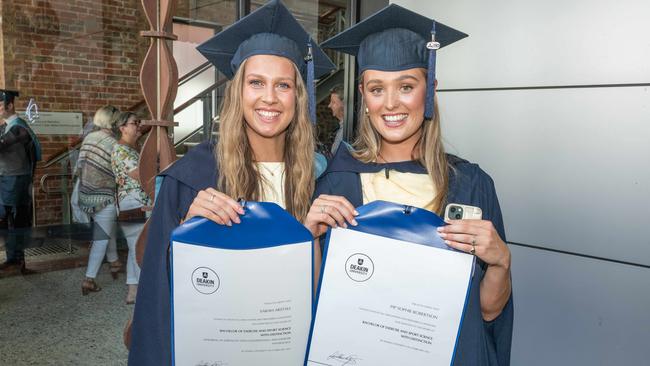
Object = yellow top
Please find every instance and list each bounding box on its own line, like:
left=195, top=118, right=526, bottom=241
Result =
left=360, top=170, right=435, bottom=212
left=257, top=162, right=285, bottom=209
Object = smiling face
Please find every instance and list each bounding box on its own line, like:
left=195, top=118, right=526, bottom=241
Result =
left=119, top=115, right=142, bottom=142
left=360, top=68, right=427, bottom=149
left=241, top=54, right=297, bottom=144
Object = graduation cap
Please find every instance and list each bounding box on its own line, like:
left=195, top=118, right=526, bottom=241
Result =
left=197, top=0, right=335, bottom=123
left=321, top=4, right=468, bottom=120
left=0, top=89, right=19, bottom=104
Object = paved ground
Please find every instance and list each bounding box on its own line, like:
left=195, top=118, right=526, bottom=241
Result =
left=0, top=266, right=133, bottom=365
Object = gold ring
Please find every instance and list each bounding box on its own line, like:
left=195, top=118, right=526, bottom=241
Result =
left=320, top=205, right=326, bottom=214
left=470, top=244, right=476, bottom=255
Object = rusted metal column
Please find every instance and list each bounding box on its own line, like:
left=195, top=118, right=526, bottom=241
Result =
left=125, top=0, right=179, bottom=349
left=134, top=0, right=178, bottom=264
left=138, top=0, right=178, bottom=201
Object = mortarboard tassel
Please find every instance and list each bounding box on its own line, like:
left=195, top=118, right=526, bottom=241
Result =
left=306, top=42, right=316, bottom=124
left=424, top=22, right=440, bottom=120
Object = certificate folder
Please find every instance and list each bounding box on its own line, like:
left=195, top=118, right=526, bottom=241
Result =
left=306, top=201, right=474, bottom=366
left=170, top=201, right=313, bottom=366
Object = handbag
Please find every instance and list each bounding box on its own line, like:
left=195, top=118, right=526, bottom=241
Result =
left=117, top=207, right=146, bottom=222
left=71, top=179, right=91, bottom=223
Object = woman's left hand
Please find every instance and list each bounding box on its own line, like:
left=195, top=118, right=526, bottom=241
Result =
left=437, top=220, right=511, bottom=269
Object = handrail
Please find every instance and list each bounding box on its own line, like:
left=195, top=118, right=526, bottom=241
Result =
left=172, top=16, right=223, bottom=30
left=173, top=76, right=228, bottom=115
left=125, top=62, right=212, bottom=114
left=174, top=125, right=206, bottom=148
left=319, top=5, right=344, bottom=22
left=40, top=173, right=73, bottom=195
left=178, top=61, right=212, bottom=86
left=125, top=99, right=148, bottom=115
left=42, top=140, right=82, bottom=168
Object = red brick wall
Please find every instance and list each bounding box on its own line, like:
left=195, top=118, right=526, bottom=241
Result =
left=1, top=0, right=149, bottom=225
left=0, top=3, right=4, bottom=88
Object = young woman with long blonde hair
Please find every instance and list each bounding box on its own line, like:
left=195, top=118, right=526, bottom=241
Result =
left=304, top=5, right=513, bottom=365
left=128, top=1, right=333, bottom=364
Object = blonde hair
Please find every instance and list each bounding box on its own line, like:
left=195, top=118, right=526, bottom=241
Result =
left=352, top=71, right=449, bottom=215
left=216, top=59, right=315, bottom=221
left=93, top=105, right=120, bottom=129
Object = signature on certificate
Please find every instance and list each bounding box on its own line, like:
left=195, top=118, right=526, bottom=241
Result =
left=327, top=351, right=362, bottom=365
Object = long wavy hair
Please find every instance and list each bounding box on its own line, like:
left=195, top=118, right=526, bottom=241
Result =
left=352, top=70, right=449, bottom=214
left=215, top=58, right=315, bottom=221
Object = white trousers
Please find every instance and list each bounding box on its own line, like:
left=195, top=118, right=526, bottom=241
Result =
left=85, top=203, right=118, bottom=279
left=118, top=193, right=145, bottom=285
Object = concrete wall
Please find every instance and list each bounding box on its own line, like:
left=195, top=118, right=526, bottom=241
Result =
left=391, top=0, right=650, bottom=364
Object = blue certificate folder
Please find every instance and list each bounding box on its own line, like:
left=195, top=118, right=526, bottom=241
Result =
left=170, top=201, right=314, bottom=366
left=306, top=200, right=475, bottom=366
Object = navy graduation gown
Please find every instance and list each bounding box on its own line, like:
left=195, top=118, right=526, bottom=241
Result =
left=129, top=142, right=328, bottom=365
left=129, top=142, right=218, bottom=366
left=315, top=146, right=514, bottom=366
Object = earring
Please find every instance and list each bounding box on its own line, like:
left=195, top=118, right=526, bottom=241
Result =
left=365, top=107, right=369, bottom=114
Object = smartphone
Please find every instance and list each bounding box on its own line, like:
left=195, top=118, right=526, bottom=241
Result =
left=444, top=203, right=482, bottom=220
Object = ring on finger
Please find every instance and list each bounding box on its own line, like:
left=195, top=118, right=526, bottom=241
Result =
left=320, top=205, right=326, bottom=214
left=210, top=194, right=216, bottom=202
left=470, top=236, right=477, bottom=255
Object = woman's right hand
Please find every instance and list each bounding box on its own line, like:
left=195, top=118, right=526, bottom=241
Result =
left=304, top=194, right=359, bottom=238
left=184, top=188, right=244, bottom=226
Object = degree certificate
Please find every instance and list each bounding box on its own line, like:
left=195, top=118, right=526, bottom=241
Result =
left=307, top=203, right=474, bottom=366
left=170, top=203, right=313, bottom=366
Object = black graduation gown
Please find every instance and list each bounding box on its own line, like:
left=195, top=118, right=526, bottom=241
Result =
left=314, top=146, right=514, bottom=366
left=129, top=142, right=218, bottom=366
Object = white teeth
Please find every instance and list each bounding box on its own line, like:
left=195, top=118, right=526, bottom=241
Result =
left=257, top=110, right=280, bottom=118
left=383, top=114, right=407, bottom=122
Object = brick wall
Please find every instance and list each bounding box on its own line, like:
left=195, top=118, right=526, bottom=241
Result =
left=0, top=3, right=4, bottom=88
left=0, top=0, right=149, bottom=225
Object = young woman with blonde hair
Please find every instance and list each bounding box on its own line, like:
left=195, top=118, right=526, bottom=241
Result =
left=128, top=1, right=333, bottom=364
left=305, top=5, right=513, bottom=365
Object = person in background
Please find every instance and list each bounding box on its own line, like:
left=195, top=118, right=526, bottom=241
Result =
left=0, top=89, right=41, bottom=274
left=328, top=84, right=345, bottom=155
left=77, top=105, right=121, bottom=295
left=112, top=112, right=151, bottom=304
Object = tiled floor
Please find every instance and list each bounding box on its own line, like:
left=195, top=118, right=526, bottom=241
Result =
left=0, top=266, right=133, bottom=365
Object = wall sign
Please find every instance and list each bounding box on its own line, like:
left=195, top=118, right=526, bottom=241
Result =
left=18, top=111, right=83, bottom=135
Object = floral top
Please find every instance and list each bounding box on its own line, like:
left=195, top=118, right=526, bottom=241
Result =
left=111, top=143, right=152, bottom=206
